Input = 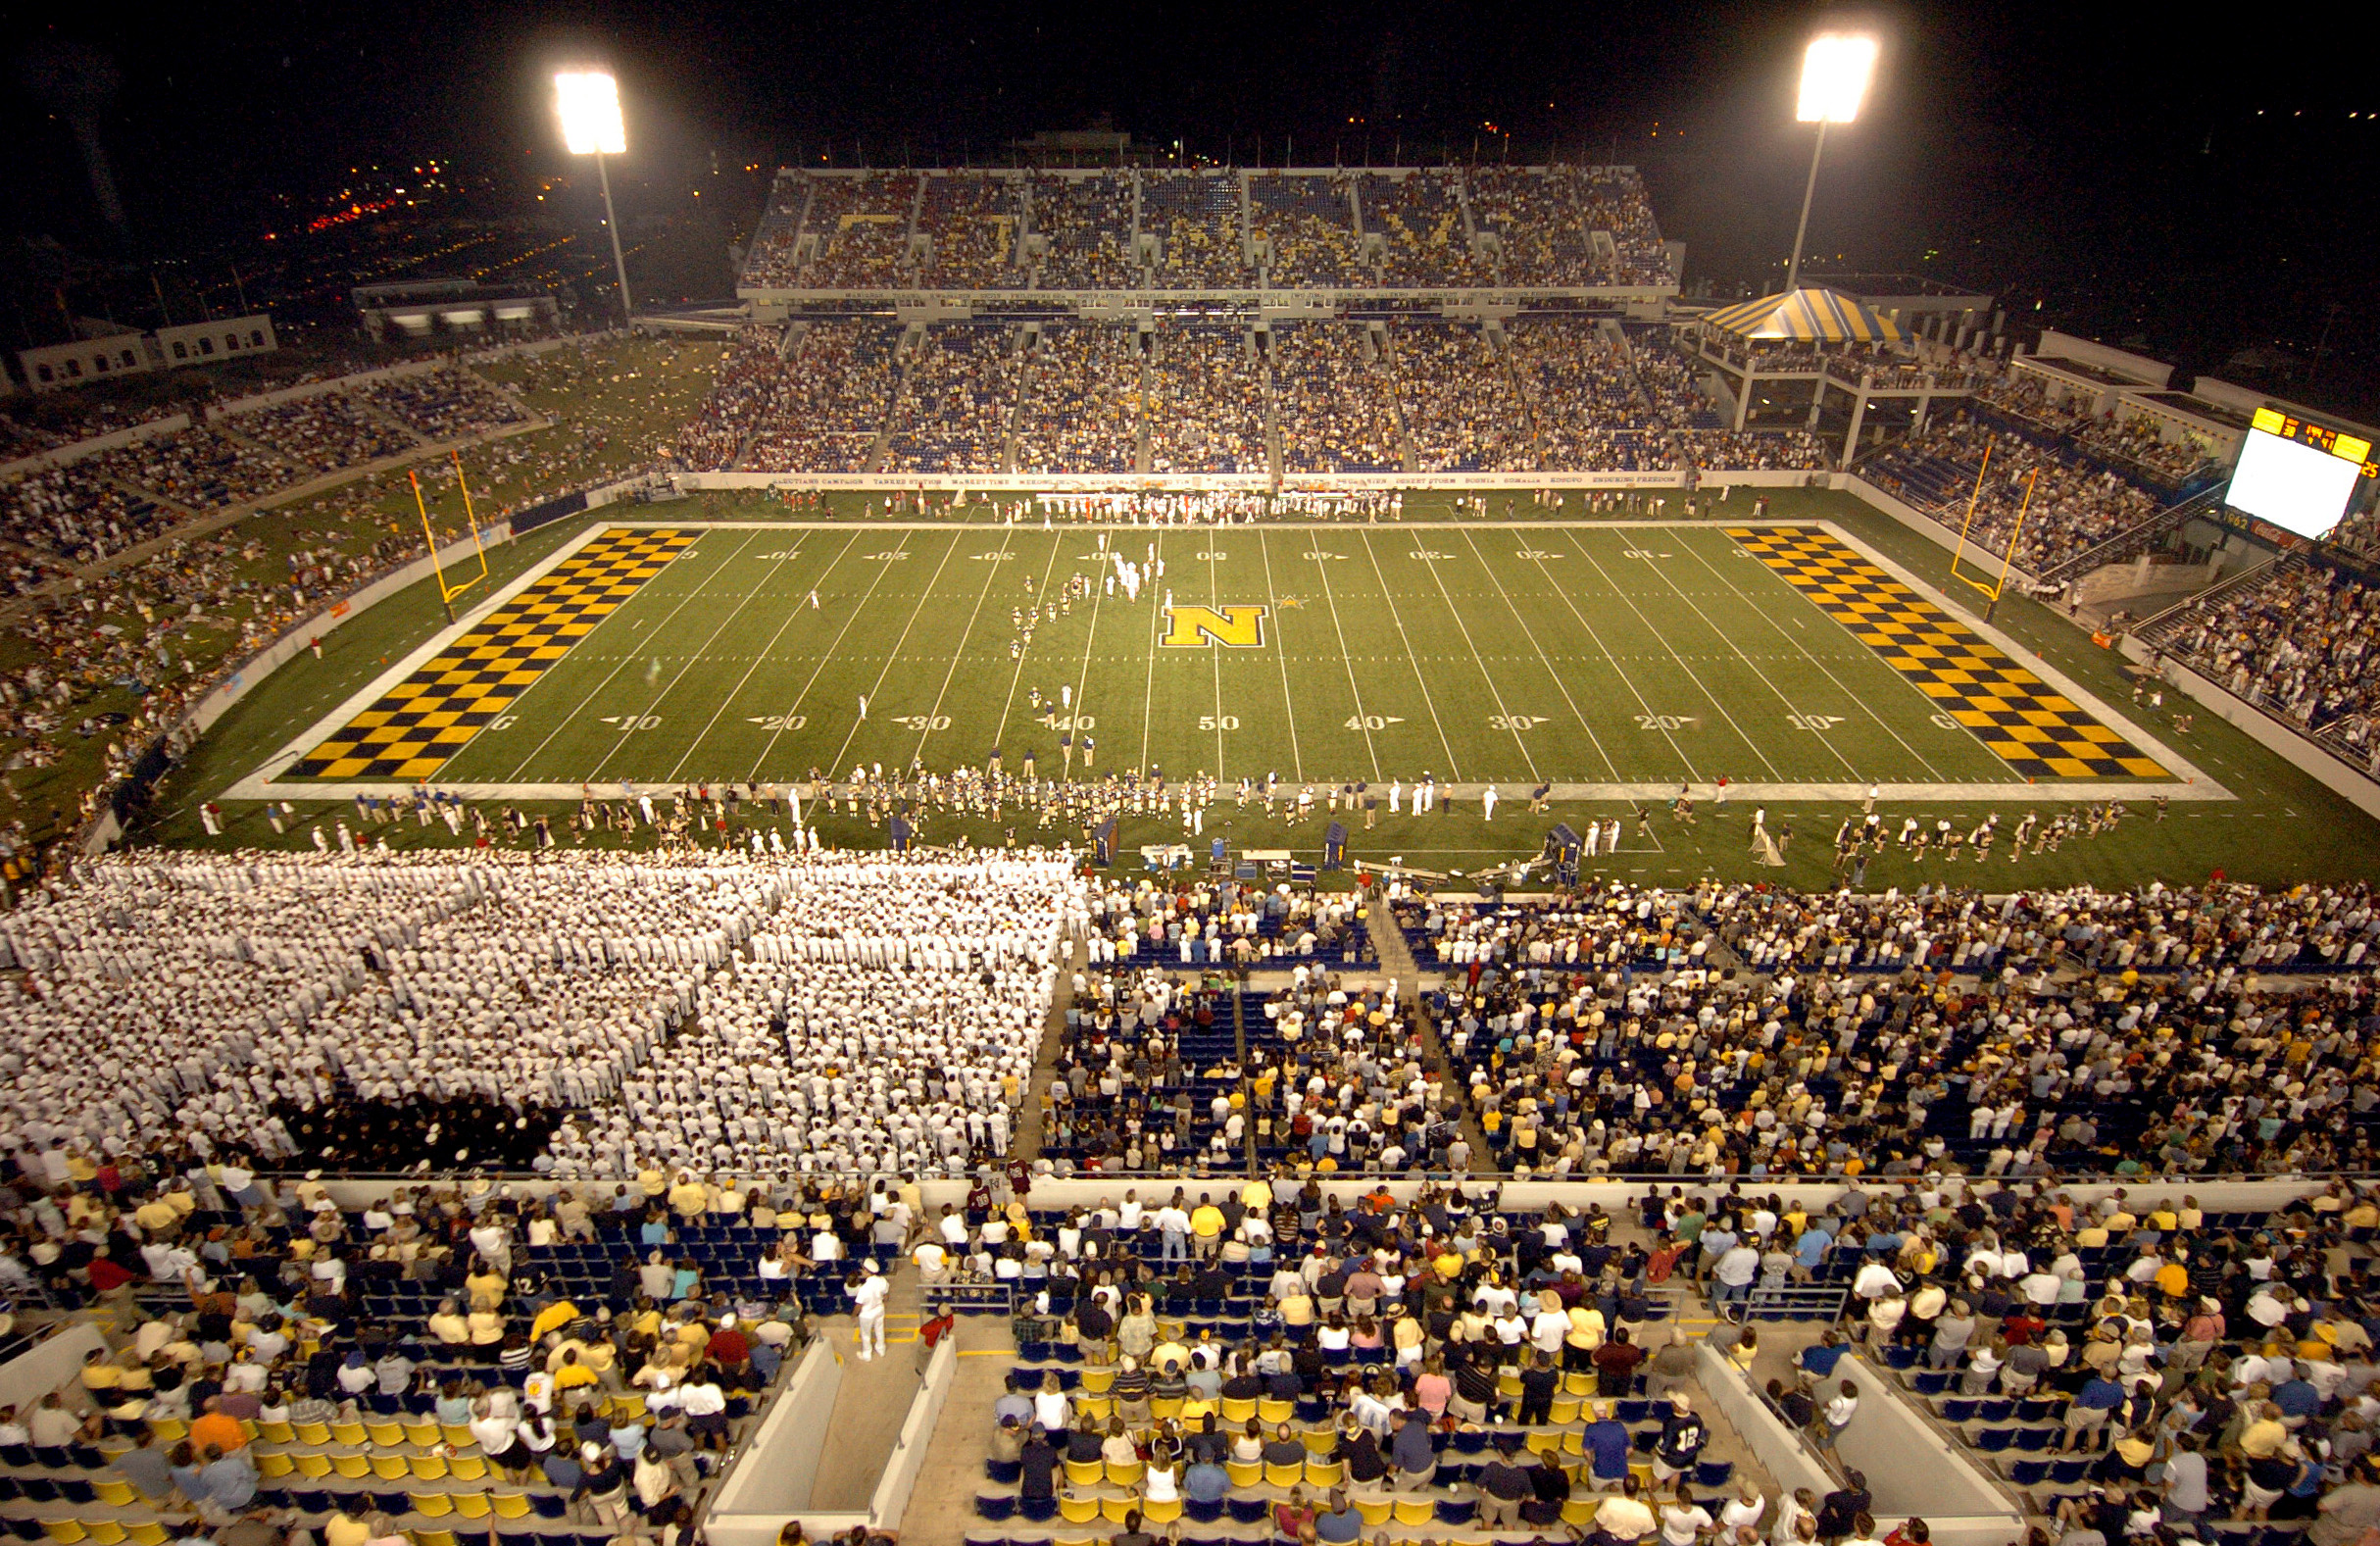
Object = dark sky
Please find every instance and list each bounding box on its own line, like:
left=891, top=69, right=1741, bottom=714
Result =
left=5, top=0, right=2379, bottom=409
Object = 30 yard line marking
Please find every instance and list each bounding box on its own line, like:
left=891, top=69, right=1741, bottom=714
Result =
left=825, top=529, right=967, bottom=775
left=1678, top=530, right=1949, bottom=781
left=744, top=527, right=930, bottom=781
left=591, top=531, right=818, bottom=780
left=498, top=529, right=763, bottom=783
left=1456, top=527, right=1615, bottom=781
left=1301, top=530, right=1380, bottom=781
left=1400, top=529, right=1540, bottom=781
left=664, top=531, right=860, bottom=784
left=1563, top=527, right=1780, bottom=779
left=1513, top=539, right=1694, bottom=777
left=1256, top=531, right=1305, bottom=781
left=1357, top=530, right=1463, bottom=779
left=911, top=524, right=1019, bottom=766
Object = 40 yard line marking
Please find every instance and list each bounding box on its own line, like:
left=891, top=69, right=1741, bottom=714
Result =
left=910, top=524, right=1020, bottom=767
left=498, top=529, right=762, bottom=783
left=663, top=531, right=860, bottom=784
left=1207, top=536, right=1226, bottom=777
left=744, top=527, right=929, bottom=781
left=1302, top=530, right=1380, bottom=781
left=1456, top=527, right=1615, bottom=781
left=994, top=534, right=1069, bottom=765
left=824, top=529, right=967, bottom=776
left=1256, top=531, right=1306, bottom=781
left=1357, top=529, right=1463, bottom=780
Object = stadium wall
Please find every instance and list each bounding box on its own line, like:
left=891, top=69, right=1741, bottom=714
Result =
left=2123, top=635, right=2380, bottom=821
left=869, top=1337, right=958, bottom=1535
left=703, top=1341, right=866, bottom=1541
left=673, top=469, right=1830, bottom=493
left=0, top=1322, right=106, bottom=1417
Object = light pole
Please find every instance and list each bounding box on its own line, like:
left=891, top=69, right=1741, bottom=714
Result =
left=1785, top=33, right=1877, bottom=291
left=556, top=70, right=634, bottom=321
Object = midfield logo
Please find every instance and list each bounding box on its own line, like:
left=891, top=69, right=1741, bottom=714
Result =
left=1159, top=604, right=1269, bottom=649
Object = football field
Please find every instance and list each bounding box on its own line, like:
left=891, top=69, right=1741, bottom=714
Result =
left=236, top=519, right=2211, bottom=803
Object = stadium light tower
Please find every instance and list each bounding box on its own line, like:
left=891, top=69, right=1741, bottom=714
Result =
left=1784, top=32, right=1877, bottom=291
left=556, top=70, right=634, bottom=320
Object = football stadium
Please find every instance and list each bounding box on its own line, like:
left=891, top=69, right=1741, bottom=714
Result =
left=0, top=15, right=2377, bottom=1546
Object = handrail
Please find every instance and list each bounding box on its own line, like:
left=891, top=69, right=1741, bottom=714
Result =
left=2034, top=482, right=2228, bottom=587
left=2131, top=549, right=2290, bottom=638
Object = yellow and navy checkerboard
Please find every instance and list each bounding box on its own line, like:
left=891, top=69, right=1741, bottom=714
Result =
left=1727, top=526, right=2168, bottom=780
left=286, top=527, right=698, bottom=780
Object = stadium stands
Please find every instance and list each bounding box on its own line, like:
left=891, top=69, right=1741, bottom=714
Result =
left=1506, top=318, right=1681, bottom=474
left=1013, top=324, right=1141, bottom=474
left=882, top=325, right=1022, bottom=474
left=736, top=321, right=904, bottom=474
left=2144, top=552, right=2378, bottom=746
left=1022, top=174, right=1137, bottom=289
left=1143, top=173, right=1246, bottom=290
left=1392, top=325, right=1533, bottom=474
left=1859, top=410, right=2165, bottom=574
left=1249, top=174, right=1359, bottom=288
left=1357, top=171, right=1483, bottom=287
left=917, top=173, right=1024, bottom=289
left=1267, top=324, right=1406, bottom=474
left=1144, top=327, right=1266, bottom=475
left=799, top=173, right=919, bottom=289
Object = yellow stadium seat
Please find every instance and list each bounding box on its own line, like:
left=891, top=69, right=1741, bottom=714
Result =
left=330, top=1420, right=369, bottom=1446
left=1219, top=1396, right=1258, bottom=1423
left=1562, top=1429, right=1585, bottom=1456
left=1393, top=1498, right=1436, bottom=1525
left=1549, top=1397, right=1581, bottom=1424
left=408, top=1492, right=454, bottom=1520
left=81, top=1526, right=125, bottom=1546
left=415, top=1531, right=460, bottom=1546
left=256, top=1452, right=296, bottom=1478
left=1225, top=1460, right=1264, bottom=1488
left=332, top=1453, right=372, bottom=1479
left=1140, top=1499, right=1182, bottom=1524
left=367, top=1420, right=407, bottom=1448
left=1301, top=1426, right=1338, bottom=1456
left=1525, top=1430, right=1563, bottom=1458
left=294, top=1452, right=334, bottom=1479
left=605, top=1395, right=646, bottom=1421
left=1306, top=1458, right=1344, bottom=1487
left=450, top=1493, right=491, bottom=1521
left=146, top=1421, right=188, bottom=1444
left=447, top=1454, right=488, bottom=1481
left=1058, top=1496, right=1100, bottom=1525
left=1100, top=1497, right=1133, bottom=1525
left=1065, top=1458, right=1103, bottom=1489
left=292, top=1421, right=332, bottom=1446
left=1073, top=1396, right=1113, bottom=1421
left=409, top=1453, right=449, bottom=1481
left=256, top=1421, right=297, bottom=1445
left=439, top=1424, right=476, bottom=1449
left=1077, top=1368, right=1115, bottom=1395
left=1147, top=1397, right=1182, bottom=1421
left=1357, top=1497, right=1393, bottom=1525
left=489, top=1493, right=533, bottom=1520
left=1564, top=1499, right=1599, bottom=1525
left=91, top=1481, right=137, bottom=1507
left=372, top=1454, right=411, bottom=1480
left=1257, top=1397, right=1294, bottom=1423
left=403, top=1419, right=443, bottom=1448
left=1105, top=1458, right=1143, bottom=1487
left=125, top=1528, right=168, bottom=1546
left=42, top=1524, right=87, bottom=1545
left=1562, top=1372, right=1596, bottom=1396
left=1264, top=1461, right=1305, bottom=1488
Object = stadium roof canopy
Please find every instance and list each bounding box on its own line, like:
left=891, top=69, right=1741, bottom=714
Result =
left=1702, top=286, right=1905, bottom=343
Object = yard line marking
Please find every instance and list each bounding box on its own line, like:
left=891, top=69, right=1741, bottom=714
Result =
left=1512, top=539, right=1694, bottom=775
left=1207, top=537, right=1227, bottom=778
left=1137, top=533, right=1165, bottom=774
left=1257, top=531, right=1306, bottom=782
left=993, top=534, right=1067, bottom=764
left=1408, top=531, right=1539, bottom=782
left=1678, top=529, right=1948, bottom=781
left=1455, top=527, right=1615, bottom=781
left=1065, top=540, right=1110, bottom=766
left=664, top=531, right=861, bottom=784
left=499, top=529, right=764, bottom=783
left=824, top=529, right=967, bottom=775
left=1357, top=530, right=1463, bottom=779
left=1625, top=529, right=1862, bottom=783
left=1301, top=530, right=1380, bottom=782
left=1562, top=527, right=1780, bottom=779
left=911, top=524, right=1019, bottom=766
left=745, top=528, right=934, bottom=781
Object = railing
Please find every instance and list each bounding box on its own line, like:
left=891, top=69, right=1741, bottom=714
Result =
left=2033, top=481, right=2228, bottom=588
left=2132, top=549, right=2293, bottom=642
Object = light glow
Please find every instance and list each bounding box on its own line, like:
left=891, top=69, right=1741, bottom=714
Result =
left=555, top=71, right=626, bottom=157
left=2226, top=427, right=2361, bottom=541
left=1798, top=34, right=1878, bottom=124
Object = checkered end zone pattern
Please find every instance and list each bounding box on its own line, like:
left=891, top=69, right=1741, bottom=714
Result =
left=286, top=528, right=699, bottom=780
left=1727, top=526, right=2168, bottom=780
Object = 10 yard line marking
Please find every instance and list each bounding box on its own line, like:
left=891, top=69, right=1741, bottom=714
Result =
left=824, top=529, right=967, bottom=776
left=745, top=528, right=930, bottom=781
left=1357, top=530, right=1463, bottom=779
left=1456, top=527, right=1615, bottom=781
left=1256, top=532, right=1306, bottom=782
left=498, top=530, right=763, bottom=783
left=664, top=532, right=861, bottom=784
left=910, top=524, right=1020, bottom=767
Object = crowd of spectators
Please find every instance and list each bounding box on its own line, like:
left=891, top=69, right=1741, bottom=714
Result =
left=736, top=322, right=904, bottom=474
left=1978, top=374, right=2219, bottom=485
left=1394, top=326, right=1534, bottom=474
left=1860, top=412, right=2165, bottom=575
left=1145, top=173, right=1248, bottom=290
left=88, top=427, right=306, bottom=515
left=0, top=398, right=178, bottom=458
left=1023, top=175, right=1138, bottom=289
left=916, top=172, right=1023, bottom=288
left=1249, top=175, right=1360, bottom=289
left=1686, top=430, right=1834, bottom=473
left=799, top=174, right=917, bottom=289
left=1013, top=324, right=1142, bottom=475
left=352, top=370, right=529, bottom=445
left=233, top=394, right=419, bottom=475
left=2151, top=557, right=2378, bottom=740
left=882, top=326, right=1022, bottom=474
left=0, top=463, right=177, bottom=566
left=1268, top=325, right=1407, bottom=474
left=1465, top=166, right=1602, bottom=286
left=1358, top=171, right=1483, bottom=287
left=1507, top=319, right=1684, bottom=473
left=670, top=326, right=783, bottom=473
left=1145, top=329, right=1267, bottom=475
left=735, top=179, right=810, bottom=288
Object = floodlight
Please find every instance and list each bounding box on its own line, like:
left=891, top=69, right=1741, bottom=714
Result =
left=555, top=71, right=626, bottom=157
left=1797, top=35, right=1877, bottom=124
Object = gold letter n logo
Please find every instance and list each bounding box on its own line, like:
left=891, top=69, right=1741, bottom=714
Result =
left=1160, top=604, right=1268, bottom=649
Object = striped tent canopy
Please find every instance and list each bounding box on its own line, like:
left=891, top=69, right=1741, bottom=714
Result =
left=1701, top=286, right=1904, bottom=343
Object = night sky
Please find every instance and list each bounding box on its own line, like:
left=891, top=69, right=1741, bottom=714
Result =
left=3, top=0, right=2378, bottom=412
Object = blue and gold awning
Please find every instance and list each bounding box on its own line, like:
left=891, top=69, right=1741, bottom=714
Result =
left=1701, top=287, right=1905, bottom=343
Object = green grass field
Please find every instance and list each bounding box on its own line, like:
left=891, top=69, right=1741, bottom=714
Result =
left=246, top=518, right=2182, bottom=798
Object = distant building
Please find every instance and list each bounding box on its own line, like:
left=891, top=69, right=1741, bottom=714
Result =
left=353, top=279, right=558, bottom=342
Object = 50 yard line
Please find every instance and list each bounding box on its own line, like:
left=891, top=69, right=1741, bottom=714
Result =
left=1256, top=531, right=1306, bottom=781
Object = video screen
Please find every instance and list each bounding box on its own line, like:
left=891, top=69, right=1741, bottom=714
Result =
left=2226, top=425, right=2362, bottom=541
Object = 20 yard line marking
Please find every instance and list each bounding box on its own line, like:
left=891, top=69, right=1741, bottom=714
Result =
left=1138, top=533, right=1166, bottom=774
left=824, top=529, right=968, bottom=776
left=664, top=531, right=860, bottom=784
left=1256, top=531, right=1305, bottom=781
left=1512, top=539, right=1694, bottom=777
left=1456, top=528, right=1615, bottom=781
left=498, top=529, right=763, bottom=783
left=910, top=524, right=1020, bottom=766
left=745, top=528, right=934, bottom=781
left=1357, top=530, right=1463, bottom=779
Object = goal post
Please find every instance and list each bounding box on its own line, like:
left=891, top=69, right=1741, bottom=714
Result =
left=412, top=451, right=492, bottom=624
